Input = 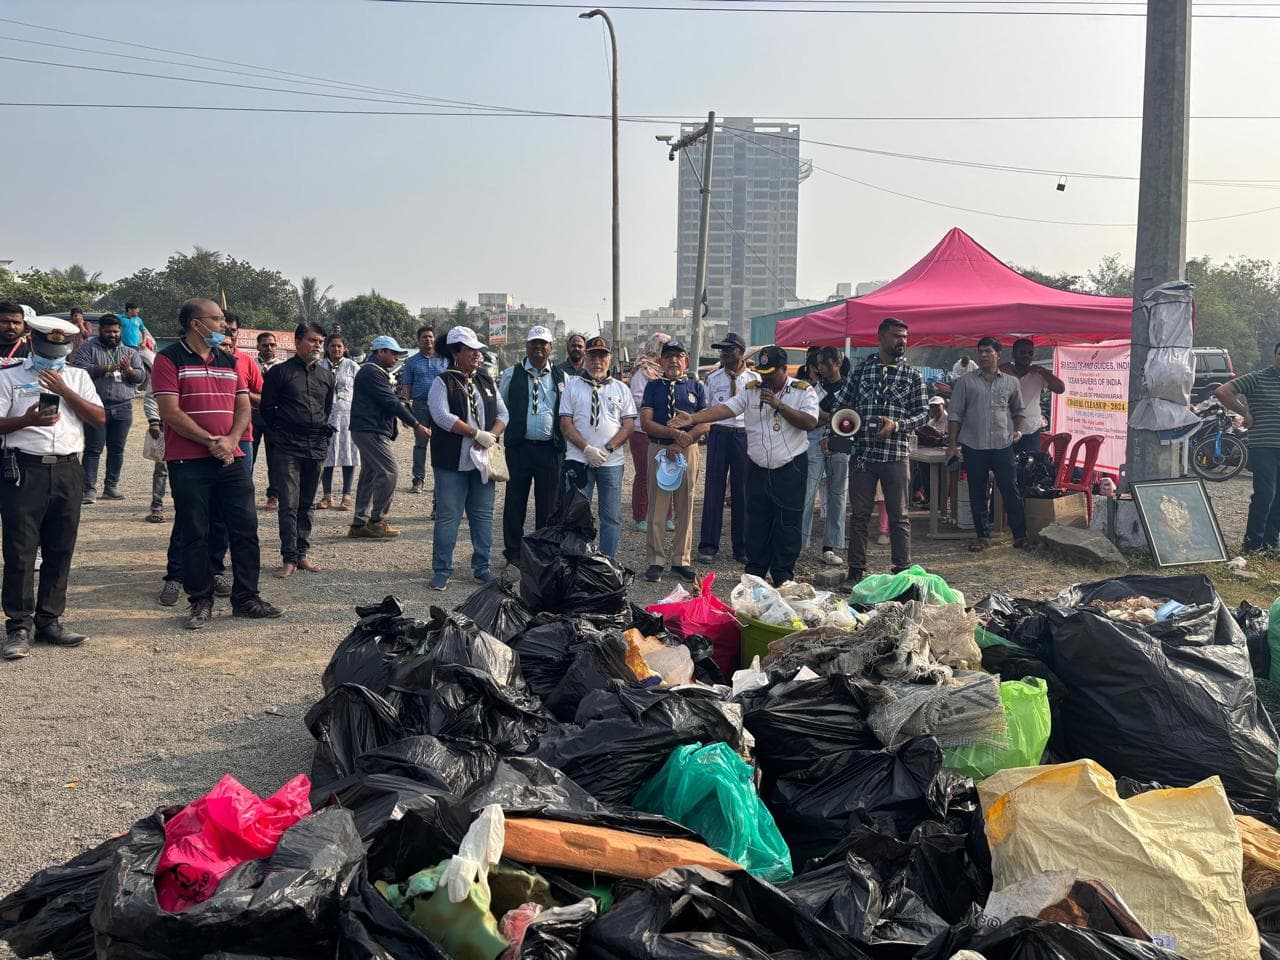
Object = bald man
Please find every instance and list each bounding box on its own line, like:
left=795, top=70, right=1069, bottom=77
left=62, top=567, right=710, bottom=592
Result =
left=152, top=299, right=282, bottom=630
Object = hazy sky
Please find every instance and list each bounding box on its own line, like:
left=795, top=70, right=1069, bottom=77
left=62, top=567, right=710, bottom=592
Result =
left=4, top=0, right=1279, bottom=331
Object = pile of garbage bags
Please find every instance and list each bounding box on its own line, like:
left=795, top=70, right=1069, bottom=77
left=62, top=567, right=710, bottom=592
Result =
left=5, top=545, right=1280, bottom=960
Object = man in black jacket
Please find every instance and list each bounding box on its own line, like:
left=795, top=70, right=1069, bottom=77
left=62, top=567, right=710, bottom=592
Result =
left=348, top=335, right=431, bottom=540
left=260, top=322, right=334, bottom=577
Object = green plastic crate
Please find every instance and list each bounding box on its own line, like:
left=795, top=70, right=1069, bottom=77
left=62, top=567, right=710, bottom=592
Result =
left=736, top=614, right=799, bottom=669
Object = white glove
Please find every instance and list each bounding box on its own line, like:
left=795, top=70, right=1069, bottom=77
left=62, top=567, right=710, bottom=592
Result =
left=473, top=430, right=497, bottom=449
left=584, top=445, right=608, bottom=468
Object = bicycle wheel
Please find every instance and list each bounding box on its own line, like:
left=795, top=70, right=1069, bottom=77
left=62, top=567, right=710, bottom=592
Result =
left=1191, top=433, right=1248, bottom=481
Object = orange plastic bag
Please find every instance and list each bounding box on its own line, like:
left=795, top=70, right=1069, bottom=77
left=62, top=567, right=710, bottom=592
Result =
left=155, top=773, right=312, bottom=912
left=645, top=573, right=741, bottom=678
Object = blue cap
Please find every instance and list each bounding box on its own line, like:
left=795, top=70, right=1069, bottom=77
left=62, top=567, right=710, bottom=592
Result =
left=655, top=449, right=688, bottom=492
left=370, top=335, right=409, bottom=354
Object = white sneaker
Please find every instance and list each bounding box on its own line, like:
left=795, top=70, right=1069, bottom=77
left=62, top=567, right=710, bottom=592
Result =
left=877, top=534, right=891, bottom=546
left=822, top=549, right=842, bottom=566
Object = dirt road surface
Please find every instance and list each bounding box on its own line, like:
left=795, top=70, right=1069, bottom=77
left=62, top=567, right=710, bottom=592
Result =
left=0, top=408, right=1265, bottom=946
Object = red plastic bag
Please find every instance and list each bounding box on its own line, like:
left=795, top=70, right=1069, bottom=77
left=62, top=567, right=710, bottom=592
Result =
left=155, top=773, right=312, bottom=912
left=645, top=573, right=741, bottom=677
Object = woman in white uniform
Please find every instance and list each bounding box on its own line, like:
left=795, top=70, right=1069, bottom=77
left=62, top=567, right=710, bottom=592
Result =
left=317, top=333, right=361, bottom=510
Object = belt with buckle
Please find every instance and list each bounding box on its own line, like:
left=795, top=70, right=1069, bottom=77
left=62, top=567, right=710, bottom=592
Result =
left=14, top=451, right=79, bottom=464
left=712, top=425, right=746, bottom=434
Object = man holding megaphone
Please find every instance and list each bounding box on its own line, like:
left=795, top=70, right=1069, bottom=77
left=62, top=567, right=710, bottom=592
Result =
left=823, top=318, right=929, bottom=587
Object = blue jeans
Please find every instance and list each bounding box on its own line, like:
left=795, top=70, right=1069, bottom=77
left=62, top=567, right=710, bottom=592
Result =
left=800, top=437, right=849, bottom=551
left=1014, top=430, right=1042, bottom=456
left=432, top=467, right=495, bottom=578
left=574, top=463, right=624, bottom=561
left=1245, top=446, right=1280, bottom=551
left=82, top=401, right=133, bottom=493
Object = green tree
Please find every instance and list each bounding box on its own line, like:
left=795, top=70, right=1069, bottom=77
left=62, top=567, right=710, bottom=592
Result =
left=451, top=299, right=471, bottom=327
left=0, top=267, right=110, bottom=314
left=1013, top=265, right=1085, bottom=292
left=48, top=263, right=103, bottom=284
left=294, top=276, right=336, bottom=325
left=1085, top=254, right=1134, bottom=297
left=109, top=246, right=297, bottom=335
left=333, top=291, right=417, bottom=353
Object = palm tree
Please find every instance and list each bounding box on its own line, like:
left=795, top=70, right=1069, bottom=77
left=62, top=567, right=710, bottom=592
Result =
left=294, top=276, right=336, bottom=324
left=49, top=263, right=103, bottom=283
left=451, top=299, right=470, bottom=326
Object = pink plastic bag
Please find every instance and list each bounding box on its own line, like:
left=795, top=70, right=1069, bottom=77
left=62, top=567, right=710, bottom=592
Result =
left=155, top=773, right=312, bottom=912
left=645, top=572, right=742, bottom=677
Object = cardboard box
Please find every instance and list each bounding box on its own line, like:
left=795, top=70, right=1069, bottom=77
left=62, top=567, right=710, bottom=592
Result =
left=1024, top=492, right=1088, bottom=541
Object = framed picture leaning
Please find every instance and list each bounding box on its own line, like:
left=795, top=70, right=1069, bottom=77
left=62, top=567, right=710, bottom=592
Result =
left=1130, top=477, right=1229, bottom=568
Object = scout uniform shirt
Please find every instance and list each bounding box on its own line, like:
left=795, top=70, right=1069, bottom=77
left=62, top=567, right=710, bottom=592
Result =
left=719, top=377, right=819, bottom=469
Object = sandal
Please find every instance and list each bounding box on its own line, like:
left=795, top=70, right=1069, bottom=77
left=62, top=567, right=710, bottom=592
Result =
left=316, top=495, right=334, bottom=510
left=338, top=495, right=353, bottom=510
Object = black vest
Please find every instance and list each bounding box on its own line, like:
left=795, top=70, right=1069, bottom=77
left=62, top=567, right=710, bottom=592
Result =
left=431, top=370, right=499, bottom=469
left=505, top=361, right=564, bottom=450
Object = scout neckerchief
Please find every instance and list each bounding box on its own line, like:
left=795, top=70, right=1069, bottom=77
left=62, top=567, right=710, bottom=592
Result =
left=590, top=375, right=612, bottom=428
left=524, top=359, right=547, bottom=417
left=448, top=368, right=480, bottom=423
left=663, top=376, right=681, bottom=420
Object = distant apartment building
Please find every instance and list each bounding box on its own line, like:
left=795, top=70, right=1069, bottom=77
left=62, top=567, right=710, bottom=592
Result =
left=620, top=306, right=726, bottom=356
left=419, top=293, right=562, bottom=351
left=675, top=117, right=808, bottom=340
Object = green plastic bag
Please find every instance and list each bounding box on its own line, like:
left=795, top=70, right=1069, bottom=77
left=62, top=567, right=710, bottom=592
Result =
left=848, top=564, right=964, bottom=606
left=633, top=742, right=793, bottom=883
left=1268, top=597, right=1280, bottom=684
left=944, top=677, right=1051, bottom=781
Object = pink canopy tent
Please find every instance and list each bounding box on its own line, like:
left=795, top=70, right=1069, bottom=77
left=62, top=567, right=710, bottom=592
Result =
left=775, top=227, right=1132, bottom=348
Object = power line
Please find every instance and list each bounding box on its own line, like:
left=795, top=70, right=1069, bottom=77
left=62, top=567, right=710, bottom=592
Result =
left=369, top=0, right=1280, bottom=17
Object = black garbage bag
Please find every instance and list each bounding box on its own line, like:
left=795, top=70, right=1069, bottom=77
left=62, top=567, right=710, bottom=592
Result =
left=915, top=914, right=1184, bottom=960
left=1252, top=886, right=1280, bottom=934
left=385, top=608, right=552, bottom=755
left=353, top=734, right=498, bottom=795
left=1264, top=930, right=1280, bottom=960
left=768, top=737, right=979, bottom=864
left=975, top=594, right=1053, bottom=650
left=510, top=616, right=636, bottom=721
left=1235, top=600, right=1271, bottom=678
left=321, top=597, right=437, bottom=695
left=521, top=899, right=598, bottom=960
left=684, top=633, right=728, bottom=687
left=455, top=578, right=535, bottom=644
left=1043, top=574, right=1279, bottom=812
left=305, top=683, right=402, bottom=787
left=579, top=866, right=858, bottom=960
left=336, top=861, right=451, bottom=960
left=742, top=673, right=881, bottom=790
left=91, top=808, right=364, bottom=960
left=0, top=809, right=172, bottom=960
left=534, top=685, right=743, bottom=806
left=520, top=492, right=628, bottom=615
left=782, top=839, right=948, bottom=956
left=310, top=771, right=469, bottom=843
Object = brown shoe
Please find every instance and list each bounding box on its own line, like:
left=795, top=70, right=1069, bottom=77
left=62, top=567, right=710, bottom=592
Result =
left=348, top=524, right=372, bottom=538
left=338, top=495, right=353, bottom=510
left=263, top=496, right=278, bottom=511
left=316, top=495, right=333, bottom=510
left=370, top=520, right=400, bottom=538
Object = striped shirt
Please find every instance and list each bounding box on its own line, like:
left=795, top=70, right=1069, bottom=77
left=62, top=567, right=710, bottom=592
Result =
left=152, top=339, right=247, bottom=461
left=1230, top=367, right=1280, bottom=449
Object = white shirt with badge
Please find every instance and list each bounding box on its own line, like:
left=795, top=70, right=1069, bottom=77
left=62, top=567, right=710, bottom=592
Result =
left=560, top=376, right=637, bottom=468
left=720, top=377, right=819, bottom=469
left=704, top=366, right=760, bottom=429
left=0, top=360, right=102, bottom=456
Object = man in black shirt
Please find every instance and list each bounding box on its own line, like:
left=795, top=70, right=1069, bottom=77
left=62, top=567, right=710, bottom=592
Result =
left=260, top=322, right=334, bottom=578
left=0, top=302, right=30, bottom=366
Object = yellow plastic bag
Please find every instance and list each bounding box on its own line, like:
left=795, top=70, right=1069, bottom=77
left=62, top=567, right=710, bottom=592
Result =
left=980, top=760, right=1258, bottom=960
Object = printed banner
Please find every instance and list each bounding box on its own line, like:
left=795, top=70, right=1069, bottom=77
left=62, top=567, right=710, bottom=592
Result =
left=489, top=313, right=508, bottom=346
left=1052, top=341, right=1131, bottom=475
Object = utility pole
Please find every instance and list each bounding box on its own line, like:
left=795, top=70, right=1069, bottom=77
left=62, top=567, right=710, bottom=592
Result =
left=666, top=111, right=716, bottom=365
left=578, top=9, right=620, bottom=364
left=1126, top=0, right=1191, bottom=482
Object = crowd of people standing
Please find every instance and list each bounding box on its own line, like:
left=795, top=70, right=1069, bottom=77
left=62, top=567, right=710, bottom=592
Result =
left=0, top=293, right=1082, bottom=661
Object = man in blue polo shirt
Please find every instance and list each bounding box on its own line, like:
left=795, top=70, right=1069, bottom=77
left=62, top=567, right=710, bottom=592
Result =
left=639, top=340, right=708, bottom=583
left=399, top=324, right=448, bottom=499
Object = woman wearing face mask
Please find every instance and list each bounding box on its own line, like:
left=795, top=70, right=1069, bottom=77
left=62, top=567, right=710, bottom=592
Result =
left=627, top=332, right=673, bottom=532
left=317, top=334, right=360, bottom=511
left=426, top=326, right=509, bottom=591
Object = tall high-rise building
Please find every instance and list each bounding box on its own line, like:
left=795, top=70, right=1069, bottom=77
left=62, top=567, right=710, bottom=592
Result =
left=675, top=117, right=808, bottom=343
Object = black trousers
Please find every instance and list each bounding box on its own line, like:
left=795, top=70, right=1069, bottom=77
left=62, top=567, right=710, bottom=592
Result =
left=961, top=444, right=1027, bottom=540
left=502, top=440, right=561, bottom=562
left=251, top=420, right=278, bottom=499
left=0, top=456, right=83, bottom=633
left=169, top=457, right=261, bottom=605
left=272, top=451, right=323, bottom=563
left=744, top=453, right=807, bottom=586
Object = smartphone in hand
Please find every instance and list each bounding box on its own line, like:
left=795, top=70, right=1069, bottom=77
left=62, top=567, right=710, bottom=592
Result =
left=38, top=392, right=60, bottom=413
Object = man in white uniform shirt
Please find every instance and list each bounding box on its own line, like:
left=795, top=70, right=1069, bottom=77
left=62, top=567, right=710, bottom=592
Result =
left=0, top=316, right=106, bottom=659
left=559, top=336, right=636, bottom=562
left=698, top=332, right=758, bottom=565
left=671, top=345, right=818, bottom=585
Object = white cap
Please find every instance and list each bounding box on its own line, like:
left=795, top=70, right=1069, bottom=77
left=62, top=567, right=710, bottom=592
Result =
left=446, top=326, right=484, bottom=349
left=928, top=396, right=945, bottom=406
left=527, top=325, right=552, bottom=343
left=29, top=315, right=79, bottom=338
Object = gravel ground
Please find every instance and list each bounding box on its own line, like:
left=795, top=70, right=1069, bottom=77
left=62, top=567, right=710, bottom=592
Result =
left=0, top=406, right=1264, bottom=943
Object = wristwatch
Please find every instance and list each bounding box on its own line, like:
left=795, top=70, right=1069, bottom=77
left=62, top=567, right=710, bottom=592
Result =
left=604, top=443, right=615, bottom=454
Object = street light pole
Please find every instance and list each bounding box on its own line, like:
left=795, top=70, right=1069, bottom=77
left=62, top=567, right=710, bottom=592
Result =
left=666, top=112, right=716, bottom=367
left=579, top=9, right=620, bottom=365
